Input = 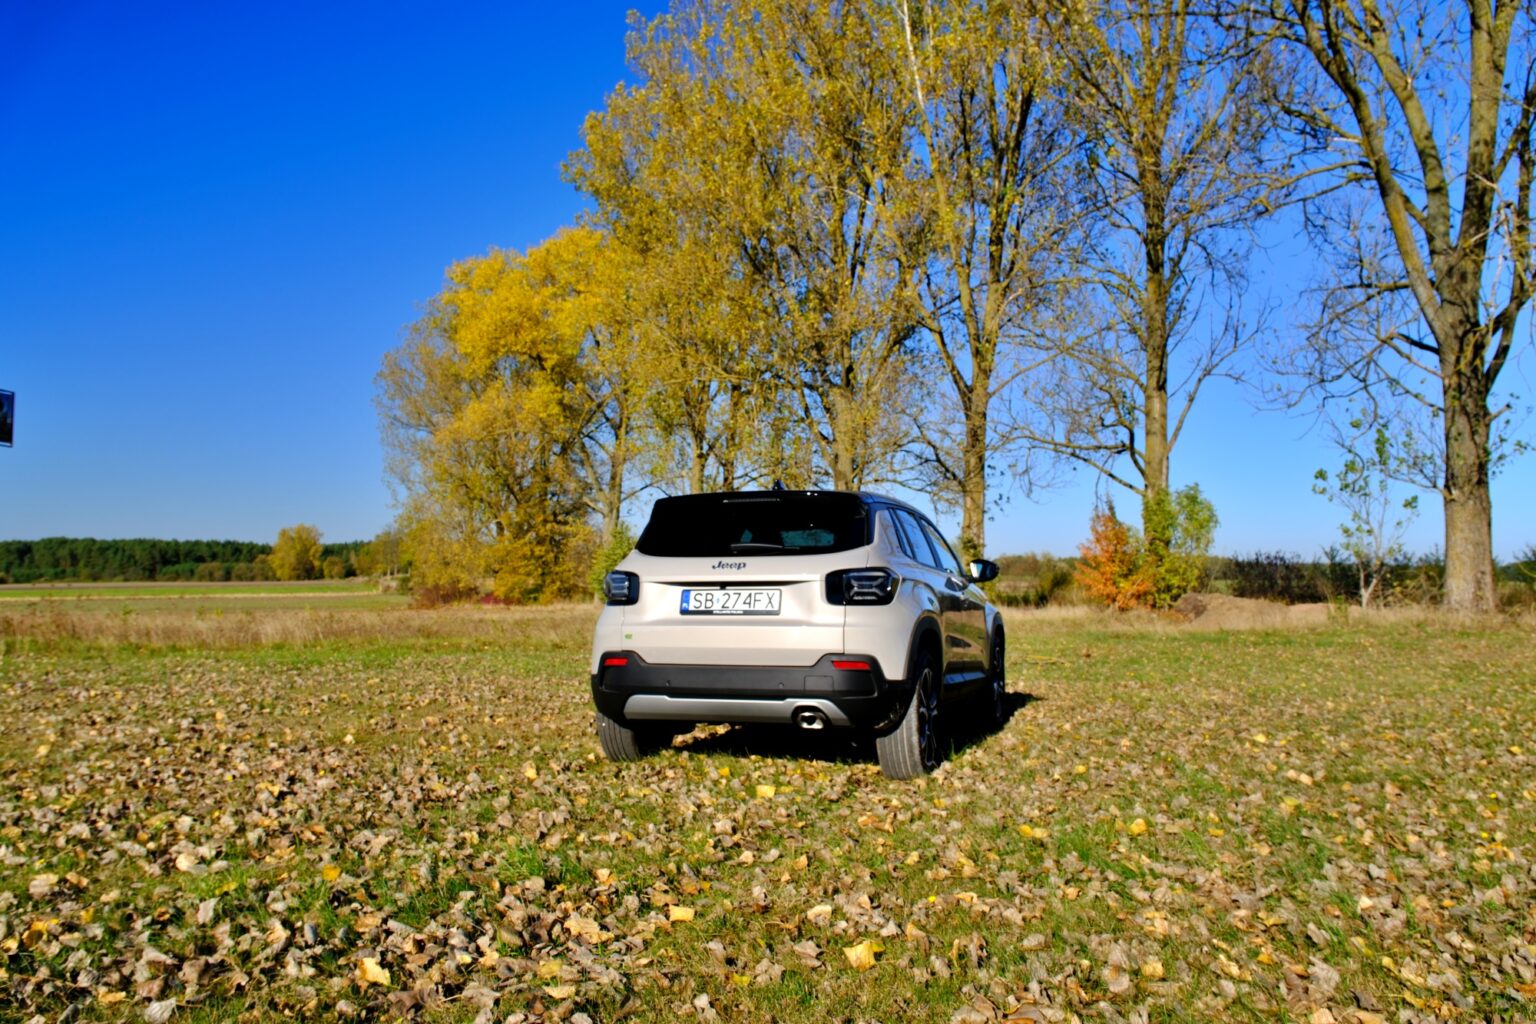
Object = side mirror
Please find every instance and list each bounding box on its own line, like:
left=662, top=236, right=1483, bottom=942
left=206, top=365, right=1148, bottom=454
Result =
left=967, top=559, right=999, bottom=583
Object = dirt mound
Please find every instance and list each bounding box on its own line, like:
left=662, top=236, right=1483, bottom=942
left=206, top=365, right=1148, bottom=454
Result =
left=1173, top=592, right=1332, bottom=630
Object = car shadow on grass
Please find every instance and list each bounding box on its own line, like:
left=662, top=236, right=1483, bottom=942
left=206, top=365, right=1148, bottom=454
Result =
left=672, top=722, right=878, bottom=765
left=948, top=690, right=1041, bottom=758
left=670, top=689, right=1042, bottom=768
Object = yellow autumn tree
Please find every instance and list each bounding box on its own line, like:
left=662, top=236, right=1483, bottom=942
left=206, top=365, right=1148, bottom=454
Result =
left=377, top=227, right=641, bottom=603
left=568, top=0, right=923, bottom=492
left=270, top=524, right=323, bottom=581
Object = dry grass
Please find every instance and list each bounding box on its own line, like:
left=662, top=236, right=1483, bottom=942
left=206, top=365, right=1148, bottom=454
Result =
left=5, top=593, right=1516, bottom=654
left=0, top=602, right=597, bottom=652
left=1006, top=597, right=1528, bottom=633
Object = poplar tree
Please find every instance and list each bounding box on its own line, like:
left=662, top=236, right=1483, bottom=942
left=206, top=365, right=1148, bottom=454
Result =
left=1019, top=0, right=1287, bottom=555
left=570, top=0, right=922, bottom=492
left=892, top=0, right=1076, bottom=560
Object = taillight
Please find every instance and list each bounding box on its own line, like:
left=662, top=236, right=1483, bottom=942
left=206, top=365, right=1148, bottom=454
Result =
left=826, top=568, right=899, bottom=605
left=603, top=571, right=639, bottom=605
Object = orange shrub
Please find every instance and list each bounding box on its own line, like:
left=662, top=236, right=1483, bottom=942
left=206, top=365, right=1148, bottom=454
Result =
left=1076, top=505, right=1153, bottom=610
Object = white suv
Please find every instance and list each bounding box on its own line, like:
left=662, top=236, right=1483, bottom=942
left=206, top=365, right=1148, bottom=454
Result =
left=590, top=489, right=1004, bottom=778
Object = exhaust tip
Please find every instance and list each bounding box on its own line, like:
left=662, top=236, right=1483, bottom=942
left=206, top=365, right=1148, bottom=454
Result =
left=794, top=708, right=828, bottom=731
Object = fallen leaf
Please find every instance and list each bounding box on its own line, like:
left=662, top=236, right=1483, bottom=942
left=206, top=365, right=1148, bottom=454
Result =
left=355, top=957, right=390, bottom=987
left=566, top=913, right=608, bottom=944
left=843, top=940, right=883, bottom=970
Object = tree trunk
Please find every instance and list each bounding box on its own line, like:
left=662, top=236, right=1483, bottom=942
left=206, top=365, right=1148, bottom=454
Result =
left=827, top=386, right=857, bottom=492
left=1140, top=223, right=1172, bottom=549
left=689, top=438, right=707, bottom=495
left=1142, top=360, right=1170, bottom=534
left=720, top=383, right=742, bottom=491
left=601, top=476, right=623, bottom=543
left=601, top=413, right=628, bottom=544
left=960, top=400, right=988, bottom=562
left=1441, top=371, right=1496, bottom=612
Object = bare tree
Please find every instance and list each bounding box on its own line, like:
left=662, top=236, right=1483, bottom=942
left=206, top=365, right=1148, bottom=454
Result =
left=893, top=0, right=1076, bottom=560
left=740, top=1, right=924, bottom=491
left=1018, top=0, right=1288, bottom=550
left=1269, top=0, right=1535, bottom=612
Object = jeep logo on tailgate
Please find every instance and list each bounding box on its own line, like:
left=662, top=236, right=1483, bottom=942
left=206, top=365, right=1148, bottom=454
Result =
left=710, top=560, right=747, bottom=570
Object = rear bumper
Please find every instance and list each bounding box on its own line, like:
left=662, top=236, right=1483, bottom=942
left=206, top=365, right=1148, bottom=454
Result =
left=590, top=651, right=910, bottom=731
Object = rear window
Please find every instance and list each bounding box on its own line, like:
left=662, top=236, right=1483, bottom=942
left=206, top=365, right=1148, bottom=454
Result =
left=636, top=493, right=870, bottom=557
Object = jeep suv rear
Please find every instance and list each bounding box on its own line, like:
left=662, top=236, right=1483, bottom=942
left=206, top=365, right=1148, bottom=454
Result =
left=589, top=490, right=1004, bottom=777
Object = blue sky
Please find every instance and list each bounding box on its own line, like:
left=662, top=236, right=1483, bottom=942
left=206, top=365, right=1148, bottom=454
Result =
left=1, top=1, right=1532, bottom=559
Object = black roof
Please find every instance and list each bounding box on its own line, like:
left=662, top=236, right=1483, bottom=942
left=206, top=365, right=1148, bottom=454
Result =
left=663, top=488, right=927, bottom=517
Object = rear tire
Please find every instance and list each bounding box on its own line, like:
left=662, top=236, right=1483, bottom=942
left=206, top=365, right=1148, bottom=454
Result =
left=877, top=651, right=941, bottom=779
left=596, top=712, right=670, bottom=762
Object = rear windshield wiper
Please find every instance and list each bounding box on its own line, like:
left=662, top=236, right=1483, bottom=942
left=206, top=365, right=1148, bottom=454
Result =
left=729, top=542, right=800, bottom=553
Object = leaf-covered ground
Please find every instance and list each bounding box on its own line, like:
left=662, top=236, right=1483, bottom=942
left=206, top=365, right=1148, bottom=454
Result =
left=1, top=607, right=1533, bottom=1023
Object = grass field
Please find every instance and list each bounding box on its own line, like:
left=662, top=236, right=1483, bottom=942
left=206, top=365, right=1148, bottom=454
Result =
left=1, top=601, right=1533, bottom=1023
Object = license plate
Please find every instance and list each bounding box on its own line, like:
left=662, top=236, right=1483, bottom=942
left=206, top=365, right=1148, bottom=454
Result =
left=680, top=588, right=782, bottom=615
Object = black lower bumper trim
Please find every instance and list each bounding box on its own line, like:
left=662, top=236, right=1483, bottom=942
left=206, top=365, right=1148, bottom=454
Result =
left=591, top=651, right=909, bottom=731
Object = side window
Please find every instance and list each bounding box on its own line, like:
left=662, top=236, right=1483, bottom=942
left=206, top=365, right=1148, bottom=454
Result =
left=893, top=509, right=941, bottom=569
left=919, top=518, right=965, bottom=576
left=881, top=509, right=915, bottom=560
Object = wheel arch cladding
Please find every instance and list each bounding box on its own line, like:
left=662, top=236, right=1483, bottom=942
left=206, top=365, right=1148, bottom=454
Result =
left=906, top=615, right=943, bottom=679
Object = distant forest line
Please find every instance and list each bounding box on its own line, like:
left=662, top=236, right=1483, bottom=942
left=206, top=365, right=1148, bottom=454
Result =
left=0, top=537, right=366, bottom=584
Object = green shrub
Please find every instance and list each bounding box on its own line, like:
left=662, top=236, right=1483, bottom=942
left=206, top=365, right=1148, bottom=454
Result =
left=1142, top=485, right=1218, bottom=608
left=589, top=523, right=637, bottom=600
left=992, top=554, right=1078, bottom=607
left=1219, top=551, right=1332, bottom=604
